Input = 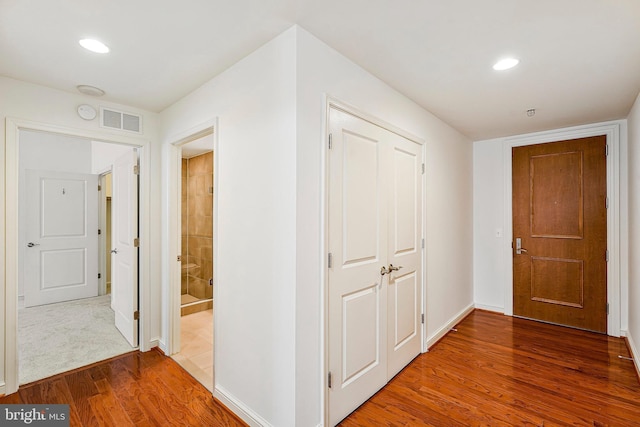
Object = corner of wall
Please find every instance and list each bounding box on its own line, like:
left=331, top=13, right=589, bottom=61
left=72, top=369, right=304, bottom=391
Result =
left=626, top=90, right=640, bottom=362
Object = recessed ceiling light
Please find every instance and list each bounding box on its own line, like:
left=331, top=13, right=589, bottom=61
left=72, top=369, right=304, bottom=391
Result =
left=493, top=58, right=519, bottom=71
left=79, top=38, right=110, bottom=54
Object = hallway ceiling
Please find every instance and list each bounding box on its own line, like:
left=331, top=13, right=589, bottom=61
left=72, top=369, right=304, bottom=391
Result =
left=1, top=0, right=639, bottom=140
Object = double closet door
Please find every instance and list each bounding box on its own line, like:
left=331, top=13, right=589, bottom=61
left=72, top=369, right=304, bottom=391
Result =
left=327, top=107, right=424, bottom=426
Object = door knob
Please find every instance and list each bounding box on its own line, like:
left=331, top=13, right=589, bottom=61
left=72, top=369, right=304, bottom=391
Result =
left=111, top=248, right=118, bottom=254
left=515, top=238, right=528, bottom=255
left=388, top=264, right=403, bottom=272
left=27, top=242, right=40, bottom=248
left=380, top=266, right=390, bottom=276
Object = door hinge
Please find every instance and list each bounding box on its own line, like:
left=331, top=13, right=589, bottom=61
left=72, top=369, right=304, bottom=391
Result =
left=605, top=250, right=609, bottom=262
left=328, top=253, right=333, bottom=268
left=133, top=164, right=140, bottom=175
left=606, top=197, right=609, bottom=209
left=134, top=238, right=140, bottom=247
left=607, top=303, right=609, bottom=315
left=605, top=144, right=609, bottom=156
left=328, top=133, right=333, bottom=150
left=134, top=310, right=140, bottom=320
left=421, top=313, right=424, bottom=324
left=98, top=229, right=102, bottom=235
left=98, top=184, right=102, bottom=191
left=422, top=163, right=425, bottom=174
left=98, top=273, right=101, bottom=279
left=328, top=371, right=332, bottom=389
left=421, top=238, right=425, bottom=249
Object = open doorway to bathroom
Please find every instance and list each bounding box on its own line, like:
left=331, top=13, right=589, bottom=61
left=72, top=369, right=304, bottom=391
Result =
left=171, top=132, right=214, bottom=391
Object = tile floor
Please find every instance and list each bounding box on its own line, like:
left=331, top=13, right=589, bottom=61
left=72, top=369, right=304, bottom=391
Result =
left=172, top=309, right=213, bottom=392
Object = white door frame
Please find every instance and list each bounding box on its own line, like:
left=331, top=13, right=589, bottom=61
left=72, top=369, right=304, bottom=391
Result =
left=322, top=98, right=427, bottom=425
left=164, top=119, right=217, bottom=358
left=501, top=121, right=626, bottom=337
left=98, top=170, right=112, bottom=297
left=3, top=117, right=151, bottom=395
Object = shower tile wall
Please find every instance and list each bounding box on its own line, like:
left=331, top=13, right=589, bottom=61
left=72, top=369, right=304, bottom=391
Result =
left=182, top=152, right=213, bottom=300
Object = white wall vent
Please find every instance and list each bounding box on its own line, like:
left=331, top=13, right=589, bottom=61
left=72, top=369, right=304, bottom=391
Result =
left=100, top=107, right=142, bottom=133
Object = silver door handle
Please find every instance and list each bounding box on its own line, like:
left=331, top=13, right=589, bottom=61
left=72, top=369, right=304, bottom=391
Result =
left=388, top=264, right=403, bottom=272
left=515, top=238, right=528, bottom=255
left=27, top=242, right=40, bottom=248
left=111, top=248, right=118, bottom=254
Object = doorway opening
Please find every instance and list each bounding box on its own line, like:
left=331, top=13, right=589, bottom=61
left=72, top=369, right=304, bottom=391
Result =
left=170, top=129, right=215, bottom=392
left=16, top=130, right=140, bottom=385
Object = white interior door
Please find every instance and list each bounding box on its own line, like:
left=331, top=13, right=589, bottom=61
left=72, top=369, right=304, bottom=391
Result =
left=386, top=133, right=423, bottom=378
left=25, top=170, right=99, bottom=307
left=328, top=108, right=423, bottom=425
left=111, top=149, right=139, bottom=347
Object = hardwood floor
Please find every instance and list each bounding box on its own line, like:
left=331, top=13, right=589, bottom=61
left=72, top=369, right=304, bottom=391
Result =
left=340, top=310, right=640, bottom=426
left=0, top=349, right=246, bottom=426
left=2, top=311, right=639, bottom=426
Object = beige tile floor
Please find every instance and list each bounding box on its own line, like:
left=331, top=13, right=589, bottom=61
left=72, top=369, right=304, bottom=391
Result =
left=172, top=309, right=213, bottom=392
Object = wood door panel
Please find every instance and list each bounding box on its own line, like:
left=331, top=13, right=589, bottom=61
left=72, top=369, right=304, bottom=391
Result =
left=513, top=136, right=607, bottom=333
left=530, top=257, right=583, bottom=308
left=530, top=151, right=583, bottom=238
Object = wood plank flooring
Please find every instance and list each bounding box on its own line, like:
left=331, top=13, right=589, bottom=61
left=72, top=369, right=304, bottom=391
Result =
left=2, top=310, right=639, bottom=426
left=0, top=349, right=246, bottom=426
left=340, top=310, right=640, bottom=426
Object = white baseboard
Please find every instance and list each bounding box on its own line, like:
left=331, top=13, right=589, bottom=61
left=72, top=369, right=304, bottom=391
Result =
left=623, top=330, right=640, bottom=381
left=474, top=303, right=504, bottom=313
left=148, top=338, right=160, bottom=351
left=214, top=385, right=272, bottom=427
left=157, top=339, right=168, bottom=354
left=426, top=303, right=474, bottom=349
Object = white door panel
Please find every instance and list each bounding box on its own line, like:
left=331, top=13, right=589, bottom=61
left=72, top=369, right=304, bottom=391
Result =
left=387, top=135, right=422, bottom=378
left=342, top=131, right=381, bottom=265
left=329, top=108, right=388, bottom=425
left=328, top=107, right=424, bottom=425
left=111, top=149, right=139, bottom=347
left=328, top=108, right=422, bottom=425
left=25, top=170, right=99, bottom=307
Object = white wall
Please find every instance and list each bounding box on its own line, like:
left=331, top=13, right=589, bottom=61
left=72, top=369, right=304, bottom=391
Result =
left=627, top=92, right=640, bottom=365
left=159, top=29, right=298, bottom=427
left=159, top=25, right=474, bottom=426
left=91, top=140, right=135, bottom=174
left=294, top=27, right=474, bottom=426
left=0, top=76, right=161, bottom=390
left=473, top=141, right=506, bottom=311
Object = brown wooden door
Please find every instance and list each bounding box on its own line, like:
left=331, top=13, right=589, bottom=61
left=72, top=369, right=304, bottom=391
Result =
left=512, top=136, right=607, bottom=333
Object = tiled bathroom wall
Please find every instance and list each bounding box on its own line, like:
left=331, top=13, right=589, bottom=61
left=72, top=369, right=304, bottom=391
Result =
left=181, top=151, right=213, bottom=306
